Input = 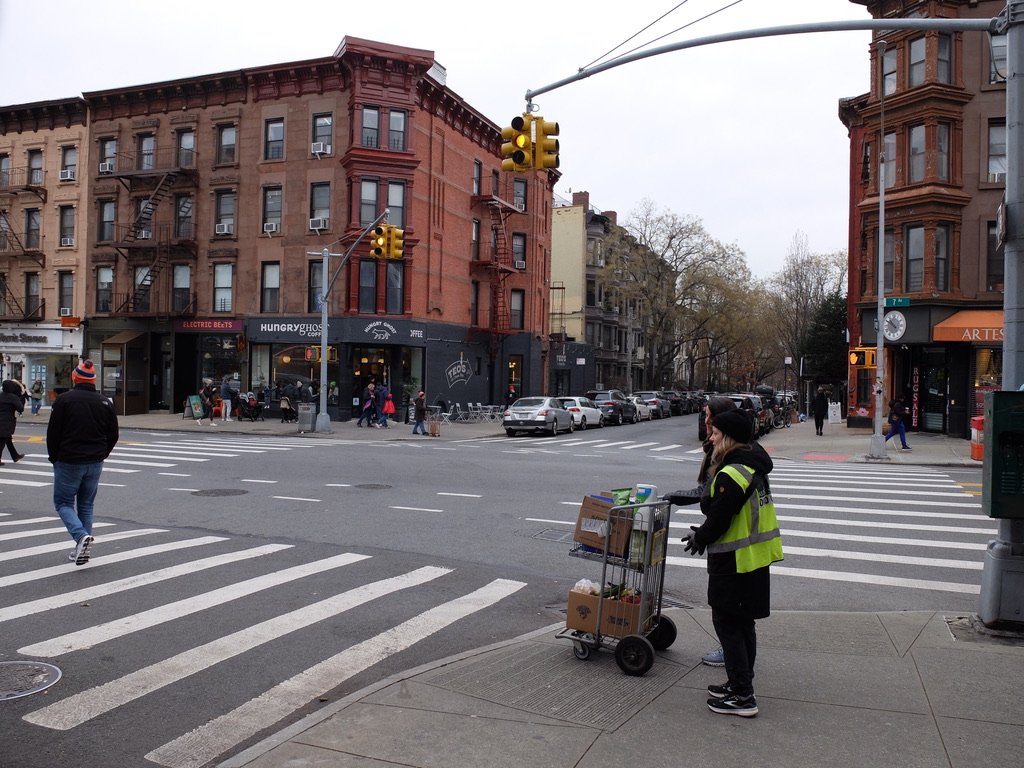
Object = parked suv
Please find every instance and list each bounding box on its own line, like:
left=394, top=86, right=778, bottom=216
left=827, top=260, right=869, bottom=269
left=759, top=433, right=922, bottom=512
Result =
left=661, top=389, right=687, bottom=415
left=584, top=389, right=639, bottom=425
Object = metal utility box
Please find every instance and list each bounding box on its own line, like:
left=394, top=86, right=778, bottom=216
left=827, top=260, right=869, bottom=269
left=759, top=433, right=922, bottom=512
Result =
left=982, top=391, right=1024, bottom=519
left=296, top=403, right=316, bottom=432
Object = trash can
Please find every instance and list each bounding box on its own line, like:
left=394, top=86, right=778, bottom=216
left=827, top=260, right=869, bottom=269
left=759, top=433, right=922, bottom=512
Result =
left=970, top=415, right=984, bottom=461
left=297, top=403, right=316, bottom=432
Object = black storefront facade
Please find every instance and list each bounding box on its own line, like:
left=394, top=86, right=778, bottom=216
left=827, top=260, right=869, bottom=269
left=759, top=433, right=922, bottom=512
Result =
left=244, top=316, right=542, bottom=421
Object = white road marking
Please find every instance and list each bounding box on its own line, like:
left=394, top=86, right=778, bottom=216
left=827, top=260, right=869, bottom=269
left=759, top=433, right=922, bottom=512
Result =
left=158, top=472, right=191, bottom=477
left=0, top=529, right=165, bottom=562
left=650, top=444, right=683, bottom=451
left=98, top=482, right=126, bottom=488
left=620, top=442, right=660, bottom=450
left=167, top=488, right=201, bottom=492
left=103, top=458, right=178, bottom=468
left=0, top=523, right=116, bottom=542
left=0, top=477, right=51, bottom=487
left=117, top=446, right=240, bottom=458
left=271, top=496, right=320, bottom=502
left=240, top=479, right=277, bottom=484
left=109, top=451, right=208, bottom=463
left=772, top=483, right=972, bottom=498
left=325, top=483, right=351, bottom=487
left=390, top=506, right=444, bottom=513
left=0, top=516, right=58, bottom=526
left=437, top=492, right=482, bottom=498
left=774, top=502, right=989, bottom=522
left=774, top=492, right=981, bottom=508
left=145, top=578, right=525, bottom=768
left=21, top=552, right=371, bottom=657
left=24, top=566, right=452, bottom=731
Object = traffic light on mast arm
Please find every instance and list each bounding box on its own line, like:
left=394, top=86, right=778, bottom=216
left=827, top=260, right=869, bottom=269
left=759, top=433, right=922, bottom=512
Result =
left=501, top=114, right=533, bottom=172
left=534, top=117, right=559, bottom=170
left=369, top=226, right=386, bottom=258
left=386, top=226, right=405, bottom=259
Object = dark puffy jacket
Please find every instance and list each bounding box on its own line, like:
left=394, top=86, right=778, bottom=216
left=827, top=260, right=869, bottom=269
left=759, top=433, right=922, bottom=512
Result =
left=46, top=384, right=119, bottom=464
left=0, top=391, right=24, bottom=438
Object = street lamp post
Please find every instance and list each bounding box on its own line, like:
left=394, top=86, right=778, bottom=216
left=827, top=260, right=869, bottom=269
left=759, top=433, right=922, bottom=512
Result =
left=869, top=39, right=889, bottom=460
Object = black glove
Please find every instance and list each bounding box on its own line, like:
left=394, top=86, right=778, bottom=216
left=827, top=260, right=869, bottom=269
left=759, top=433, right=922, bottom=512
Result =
left=682, top=525, right=705, bottom=556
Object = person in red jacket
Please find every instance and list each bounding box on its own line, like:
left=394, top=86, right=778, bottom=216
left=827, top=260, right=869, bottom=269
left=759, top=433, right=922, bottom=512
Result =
left=46, top=360, right=119, bottom=566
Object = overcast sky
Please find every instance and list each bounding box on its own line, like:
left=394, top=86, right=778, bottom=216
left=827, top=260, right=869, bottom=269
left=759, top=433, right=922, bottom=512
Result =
left=0, top=0, right=872, bottom=278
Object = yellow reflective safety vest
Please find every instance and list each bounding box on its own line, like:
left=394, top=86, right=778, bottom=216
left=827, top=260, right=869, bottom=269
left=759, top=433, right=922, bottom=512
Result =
left=706, top=463, right=783, bottom=573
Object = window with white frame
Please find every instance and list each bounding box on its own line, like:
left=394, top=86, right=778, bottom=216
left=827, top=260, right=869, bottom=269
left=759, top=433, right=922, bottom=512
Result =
left=360, top=179, right=378, bottom=226
left=883, top=46, right=897, bottom=95
left=263, top=187, right=282, bottom=231
left=909, top=124, right=926, bottom=183
left=471, top=219, right=480, bottom=260
left=472, top=160, right=482, bottom=195
left=991, top=34, right=1007, bottom=83
left=217, top=125, right=237, bottom=164
left=215, top=191, right=236, bottom=234
left=137, top=134, right=155, bottom=170
left=61, top=146, right=77, bottom=180
left=935, top=223, right=950, bottom=292
left=213, top=263, right=233, bottom=312
left=387, top=181, right=405, bottom=228
left=59, top=206, right=75, bottom=243
left=58, top=271, right=73, bottom=315
left=177, top=130, right=195, bottom=168
left=512, top=233, right=526, bottom=265
left=883, top=131, right=896, bottom=188
left=385, top=261, right=403, bottom=314
left=310, top=183, right=330, bottom=227
left=173, top=264, right=191, bottom=312
left=937, top=123, right=950, bottom=182
left=362, top=107, right=379, bottom=148
left=312, top=114, right=332, bottom=153
left=388, top=110, right=406, bottom=150
left=909, top=37, right=926, bottom=87
left=96, top=266, right=113, bottom=312
left=27, top=149, right=43, bottom=185
left=989, top=121, right=1007, bottom=183
left=264, top=118, right=284, bottom=160
left=513, top=179, right=527, bottom=210
left=906, top=225, right=924, bottom=292
left=510, top=289, right=524, bottom=330
left=99, top=138, right=117, bottom=168
left=261, top=262, right=280, bottom=312
left=100, top=200, right=115, bottom=241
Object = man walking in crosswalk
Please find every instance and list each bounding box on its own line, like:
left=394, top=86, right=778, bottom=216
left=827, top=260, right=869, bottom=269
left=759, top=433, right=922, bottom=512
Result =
left=46, top=359, right=120, bottom=566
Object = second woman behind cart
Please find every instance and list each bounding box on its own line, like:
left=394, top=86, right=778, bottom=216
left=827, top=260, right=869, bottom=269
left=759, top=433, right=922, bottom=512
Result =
left=679, top=408, right=783, bottom=718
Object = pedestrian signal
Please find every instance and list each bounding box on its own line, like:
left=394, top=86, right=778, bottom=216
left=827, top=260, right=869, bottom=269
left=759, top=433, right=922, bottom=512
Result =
left=304, top=346, right=320, bottom=362
left=848, top=349, right=876, bottom=367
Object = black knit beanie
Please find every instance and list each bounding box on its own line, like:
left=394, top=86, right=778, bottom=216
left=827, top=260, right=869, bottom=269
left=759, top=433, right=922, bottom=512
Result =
left=712, top=409, right=754, bottom=443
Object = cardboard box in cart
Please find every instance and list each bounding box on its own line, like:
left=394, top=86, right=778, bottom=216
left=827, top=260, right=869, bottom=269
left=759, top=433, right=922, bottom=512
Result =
left=573, top=495, right=632, bottom=558
left=565, top=590, right=642, bottom=636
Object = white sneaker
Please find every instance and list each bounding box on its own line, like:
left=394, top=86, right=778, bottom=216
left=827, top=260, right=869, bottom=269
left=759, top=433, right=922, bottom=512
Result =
left=73, top=535, right=94, bottom=566
left=196, top=419, right=202, bottom=425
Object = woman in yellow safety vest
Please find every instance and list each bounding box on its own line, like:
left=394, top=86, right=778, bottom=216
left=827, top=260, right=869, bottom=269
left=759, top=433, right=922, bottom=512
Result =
left=680, top=408, right=783, bottom=718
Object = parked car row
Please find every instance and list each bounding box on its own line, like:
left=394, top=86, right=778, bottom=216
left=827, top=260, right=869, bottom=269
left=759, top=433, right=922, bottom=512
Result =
left=696, top=387, right=794, bottom=441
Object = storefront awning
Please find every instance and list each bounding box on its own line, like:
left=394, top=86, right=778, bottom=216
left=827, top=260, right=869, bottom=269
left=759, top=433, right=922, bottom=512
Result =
left=932, top=310, right=1003, bottom=342
left=101, top=330, right=146, bottom=345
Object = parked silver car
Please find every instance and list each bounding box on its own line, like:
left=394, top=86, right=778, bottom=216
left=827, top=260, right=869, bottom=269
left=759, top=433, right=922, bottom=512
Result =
left=503, top=397, right=575, bottom=437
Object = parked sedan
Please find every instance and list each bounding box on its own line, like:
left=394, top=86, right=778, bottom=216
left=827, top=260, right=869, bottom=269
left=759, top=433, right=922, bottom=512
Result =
left=661, top=389, right=687, bottom=415
left=584, top=389, right=639, bottom=425
left=634, top=391, right=671, bottom=419
left=503, top=397, right=574, bottom=437
left=628, top=395, right=653, bottom=421
left=558, top=396, right=605, bottom=430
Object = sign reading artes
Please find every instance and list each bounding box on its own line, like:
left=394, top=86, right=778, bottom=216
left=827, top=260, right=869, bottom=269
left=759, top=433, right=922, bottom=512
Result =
left=445, top=352, right=472, bottom=388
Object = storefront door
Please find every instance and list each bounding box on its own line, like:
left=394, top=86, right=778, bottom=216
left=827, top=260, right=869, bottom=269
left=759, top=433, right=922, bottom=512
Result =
left=920, top=348, right=947, bottom=433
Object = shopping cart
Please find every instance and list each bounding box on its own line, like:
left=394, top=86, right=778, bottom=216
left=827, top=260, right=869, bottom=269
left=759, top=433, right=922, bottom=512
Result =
left=426, top=405, right=441, bottom=437
left=556, top=499, right=676, bottom=675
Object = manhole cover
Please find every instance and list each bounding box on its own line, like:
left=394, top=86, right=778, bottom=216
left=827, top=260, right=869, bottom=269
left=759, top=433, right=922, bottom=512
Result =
left=0, top=661, right=62, bottom=700
left=353, top=484, right=391, bottom=490
left=192, top=489, right=249, bottom=497
left=534, top=528, right=575, bottom=543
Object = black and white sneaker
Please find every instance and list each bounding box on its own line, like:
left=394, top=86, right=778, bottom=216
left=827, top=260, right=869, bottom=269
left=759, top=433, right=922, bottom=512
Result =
left=72, top=535, right=94, bottom=566
left=707, top=681, right=740, bottom=699
left=707, top=693, right=758, bottom=717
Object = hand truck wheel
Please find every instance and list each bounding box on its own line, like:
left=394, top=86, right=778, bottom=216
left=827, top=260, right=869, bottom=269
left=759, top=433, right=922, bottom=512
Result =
left=572, top=642, right=592, bottom=660
left=615, top=634, right=655, bottom=676
left=647, top=615, right=677, bottom=651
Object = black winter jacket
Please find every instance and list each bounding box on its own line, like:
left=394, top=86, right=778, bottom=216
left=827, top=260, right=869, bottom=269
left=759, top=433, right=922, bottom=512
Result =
left=46, top=384, right=119, bottom=464
left=0, top=391, right=24, bottom=438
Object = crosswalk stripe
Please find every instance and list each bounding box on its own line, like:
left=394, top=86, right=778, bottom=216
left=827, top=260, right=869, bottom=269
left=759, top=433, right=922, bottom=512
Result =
left=112, top=446, right=241, bottom=459
left=20, top=552, right=371, bottom=657
left=775, top=492, right=981, bottom=508
left=103, top=458, right=178, bottom=468
left=23, top=565, right=452, bottom=731
left=771, top=472, right=957, bottom=486
left=109, top=451, right=208, bottom=463
left=0, top=529, right=166, bottom=562
left=773, top=483, right=972, bottom=498
left=774, top=501, right=988, bottom=522
left=620, top=442, right=660, bottom=450
left=587, top=440, right=634, bottom=448
left=0, top=523, right=116, bottom=543
left=145, top=577, right=526, bottom=768
left=0, top=477, right=52, bottom=487
left=0, top=536, right=229, bottom=589
left=141, top=442, right=271, bottom=454
left=0, top=544, right=291, bottom=624
left=650, top=444, right=683, bottom=451
left=0, top=516, right=58, bottom=526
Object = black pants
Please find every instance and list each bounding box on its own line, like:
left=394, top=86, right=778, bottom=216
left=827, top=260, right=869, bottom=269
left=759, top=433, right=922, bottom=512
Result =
left=813, top=414, right=824, bottom=433
left=1, top=437, right=20, bottom=461
left=712, top=609, right=757, bottom=697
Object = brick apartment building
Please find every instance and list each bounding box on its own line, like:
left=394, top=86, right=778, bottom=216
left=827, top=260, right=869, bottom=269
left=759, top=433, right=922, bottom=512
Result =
left=1, top=37, right=556, bottom=417
left=840, top=0, right=1005, bottom=437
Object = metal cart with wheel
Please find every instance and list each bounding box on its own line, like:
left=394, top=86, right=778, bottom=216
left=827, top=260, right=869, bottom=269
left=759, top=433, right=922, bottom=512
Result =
left=426, top=405, right=441, bottom=436
left=556, top=499, right=676, bottom=675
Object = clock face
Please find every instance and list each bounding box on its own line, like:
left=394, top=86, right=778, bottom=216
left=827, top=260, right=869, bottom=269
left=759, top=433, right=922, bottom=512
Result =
left=883, top=310, right=907, bottom=341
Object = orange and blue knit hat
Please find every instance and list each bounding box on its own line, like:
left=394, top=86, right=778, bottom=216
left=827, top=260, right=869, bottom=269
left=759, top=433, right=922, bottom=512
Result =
left=72, top=359, right=96, bottom=385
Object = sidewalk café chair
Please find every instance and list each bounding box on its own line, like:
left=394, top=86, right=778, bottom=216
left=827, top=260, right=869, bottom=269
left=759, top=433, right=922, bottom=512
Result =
left=440, top=404, right=457, bottom=425
left=467, top=403, right=482, bottom=422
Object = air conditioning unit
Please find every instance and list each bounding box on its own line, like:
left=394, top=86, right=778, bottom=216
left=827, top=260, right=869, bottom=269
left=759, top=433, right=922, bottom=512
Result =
left=612, top=307, right=620, bottom=314
left=514, top=201, right=525, bottom=212
left=308, top=217, right=328, bottom=231
left=136, top=229, right=151, bottom=240
left=215, top=223, right=233, bottom=235
left=98, top=162, right=114, bottom=174
left=513, top=259, right=526, bottom=270
left=596, top=258, right=605, bottom=267
left=59, top=169, right=76, bottom=181
left=612, top=344, right=621, bottom=352
left=311, top=142, right=330, bottom=155
left=989, top=172, right=1007, bottom=183
left=60, top=236, right=75, bottom=247
left=59, top=307, right=72, bottom=317
left=263, top=222, right=279, bottom=234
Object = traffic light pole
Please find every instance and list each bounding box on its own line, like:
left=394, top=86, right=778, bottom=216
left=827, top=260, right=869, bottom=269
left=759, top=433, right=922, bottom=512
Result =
left=869, top=39, right=888, bottom=460
left=307, top=209, right=390, bottom=434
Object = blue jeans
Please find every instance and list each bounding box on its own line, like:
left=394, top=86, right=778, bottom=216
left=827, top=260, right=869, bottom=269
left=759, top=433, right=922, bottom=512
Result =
left=53, top=461, right=104, bottom=542
left=412, top=419, right=427, bottom=434
left=30, top=398, right=42, bottom=415
left=885, top=419, right=909, bottom=448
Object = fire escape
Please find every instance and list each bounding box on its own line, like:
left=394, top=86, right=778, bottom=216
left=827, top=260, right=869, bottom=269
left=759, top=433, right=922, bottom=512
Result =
left=471, top=180, right=523, bottom=354
left=104, top=146, right=197, bottom=315
left=0, top=165, right=47, bottom=320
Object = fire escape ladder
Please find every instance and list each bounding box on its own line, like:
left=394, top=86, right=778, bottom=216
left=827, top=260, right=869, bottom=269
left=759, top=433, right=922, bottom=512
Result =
left=0, top=273, right=25, bottom=318
left=127, top=171, right=179, bottom=242
left=117, top=240, right=170, bottom=313
left=0, top=210, right=44, bottom=267
left=484, top=202, right=512, bottom=333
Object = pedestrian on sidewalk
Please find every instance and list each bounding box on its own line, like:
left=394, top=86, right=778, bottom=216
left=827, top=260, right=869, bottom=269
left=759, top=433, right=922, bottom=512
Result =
left=0, top=380, right=27, bottom=464
left=356, top=382, right=377, bottom=427
left=680, top=408, right=783, bottom=718
left=884, top=396, right=911, bottom=450
left=28, top=378, right=45, bottom=415
left=411, top=390, right=428, bottom=435
left=811, top=386, right=828, bottom=436
left=220, top=375, right=234, bottom=423
left=376, top=382, right=392, bottom=428
left=197, top=378, right=217, bottom=426
left=46, top=360, right=119, bottom=566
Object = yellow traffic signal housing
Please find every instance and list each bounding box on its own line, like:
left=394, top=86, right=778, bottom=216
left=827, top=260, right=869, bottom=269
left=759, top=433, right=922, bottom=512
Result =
left=369, top=226, right=386, bottom=258
left=501, top=114, right=533, bottom=172
left=387, top=226, right=405, bottom=259
left=848, top=348, right=877, bottom=367
left=534, top=117, right=559, bottom=170
left=304, top=346, right=320, bottom=362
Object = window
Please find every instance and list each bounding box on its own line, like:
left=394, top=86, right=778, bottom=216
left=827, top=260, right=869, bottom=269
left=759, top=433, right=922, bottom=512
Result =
left=99, top=138, right=117, bottom=167
left=215, top=191, right=236, bottom=234
left=883, top=228, right=895, bottom=292
left=264, top=118, right=284, bottom=160
left=988, top=221, right=1004, bottom=292
left=0, top=153, right=9, bottom=188
left=312, top=113, right=332, bottom=153
left=988, top=121, right=1007, bottom=183
left=61, top=146, right=77, bottom=179
left=991, top=34, right=1008, bottom=83
left=909, top=124, right=925, bottom=183
left=935, top=224, right=950, bottom=292
left=512, top=233, right=526, bottom=265
left=217, top=125, right=237, bottom=164
left=59, top=206, right=75, bottom=241
left=937, top=34, right=952, bottom=84
left=25, top=273, right=40, bottom=317
left=173, top=264, right=192, bottom=312
left=883, top=131, right=896, bottom=188
left=310, top=182, right=330, bottom=226
left=177, top=130, right=195, bottom=168
left=213, top=263, right=233, bottom=312
left=362, top=107, right=379, bottom=148
left=262, top=187, right=282, bottom=231
left=27, top=149, right=43, bottom=185
left=134, top=266, right=151, bottom=311
left=883, top=46, right=897, bottom=95
left=261, top=262, right=280, bottom=312
left=96, top=266, right=113, bottom=312
left=386, top=261, right=403, bottom=314
left=470, top=281, right=479, bottom=325
left=510, top=289, right=525, bottom=330
left=937, top=123, right=950, bottom=182
left=387, top=181, right=405, bottom=228
left=24, top=208, right=40, bottom=249
left=472, top=160, right=482, bottom=195
left=388, top=110, right=406, bottom=150
left=906, top=225, right=924, bottom=292
left=586, top=279, right=596, bottom=307
left=513, top=179, right=527, bottom=210
left=58, top=271, right=73, bottom=315
left=909, top=37, right=926, bottom=87
left=471, top=219, right=480, bottom=260
left=360, top=179, right=378, bottom=226
left=0, top=215, right=8, bottom=250
left=175, top=194, right=193, bottom=239
left=358, top=260, right=376, bottom=313
left=137, top=134, right=155, bottom=170
left=308, top=260, right=323, bottom=312
left=100, top=200, right=115, bottom=241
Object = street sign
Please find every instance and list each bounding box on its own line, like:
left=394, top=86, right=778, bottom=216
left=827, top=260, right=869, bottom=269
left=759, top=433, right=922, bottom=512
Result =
left=885, top=297, right=910, bottom=307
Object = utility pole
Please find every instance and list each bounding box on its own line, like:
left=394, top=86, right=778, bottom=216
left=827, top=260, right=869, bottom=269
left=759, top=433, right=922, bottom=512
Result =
left=869, top=38, right=888, bottom=460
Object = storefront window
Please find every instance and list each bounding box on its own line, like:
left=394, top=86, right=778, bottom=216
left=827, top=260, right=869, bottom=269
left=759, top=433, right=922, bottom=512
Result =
left=974, top=347, right=1002, bottom=415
